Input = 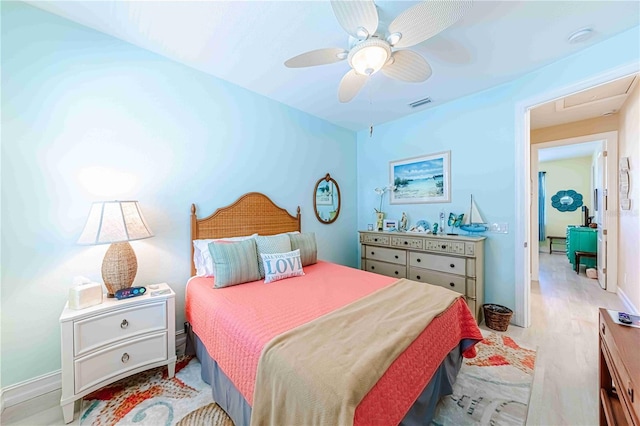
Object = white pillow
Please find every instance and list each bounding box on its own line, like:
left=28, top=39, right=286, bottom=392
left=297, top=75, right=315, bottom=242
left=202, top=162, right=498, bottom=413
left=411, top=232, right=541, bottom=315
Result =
left=193, top=234, right=257, bottom=277
left=260, top=249, right=304, bottom=283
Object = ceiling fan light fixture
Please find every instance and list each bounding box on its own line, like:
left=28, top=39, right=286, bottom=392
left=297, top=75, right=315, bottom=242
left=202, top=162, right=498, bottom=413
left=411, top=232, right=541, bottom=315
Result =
left=348, top=39, right=391, bottom=76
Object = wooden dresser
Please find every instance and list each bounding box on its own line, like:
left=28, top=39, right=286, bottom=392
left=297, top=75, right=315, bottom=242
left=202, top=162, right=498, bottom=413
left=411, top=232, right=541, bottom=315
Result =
left=359, top=231, right=485, bottom=323
left=599, top=308, right=639, bottom=426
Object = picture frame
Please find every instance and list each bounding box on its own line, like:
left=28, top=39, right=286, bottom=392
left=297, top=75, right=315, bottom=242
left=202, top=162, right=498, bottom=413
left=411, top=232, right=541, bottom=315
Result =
left=315, top=181, right=334, bottom=205
left=383, top=219, right=398, bottom=231
left=389, top=151, right=451, bottom=204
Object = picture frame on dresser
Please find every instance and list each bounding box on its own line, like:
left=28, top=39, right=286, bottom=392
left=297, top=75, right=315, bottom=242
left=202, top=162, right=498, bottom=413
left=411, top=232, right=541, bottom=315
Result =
left=389, top=151, right=451, bottom=204
left=383, top=219, right=398, bottom=231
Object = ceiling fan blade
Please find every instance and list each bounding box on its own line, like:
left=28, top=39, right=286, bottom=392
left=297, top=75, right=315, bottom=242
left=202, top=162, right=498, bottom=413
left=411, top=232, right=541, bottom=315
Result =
left=331, top=0, right=379, bottom=39
left=388, top=0, right=472, bottom=48
left=285, top=48, right=348, bottom=68
left=381, top=50, right=432, bottom=82
left=338, top=69, right=368, bottom=103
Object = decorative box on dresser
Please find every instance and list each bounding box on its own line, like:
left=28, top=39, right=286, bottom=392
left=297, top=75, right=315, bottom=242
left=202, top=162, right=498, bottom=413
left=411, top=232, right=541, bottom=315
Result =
left=599, top=308, right=639, bottom=426
left=359, top=231, right=485, bottom=323
left=59, top=283, right=176, bottom=424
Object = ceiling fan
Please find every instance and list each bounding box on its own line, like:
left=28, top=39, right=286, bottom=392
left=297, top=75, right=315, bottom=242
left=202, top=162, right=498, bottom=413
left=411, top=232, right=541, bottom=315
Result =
left=284, top=0, right=472, bottom=103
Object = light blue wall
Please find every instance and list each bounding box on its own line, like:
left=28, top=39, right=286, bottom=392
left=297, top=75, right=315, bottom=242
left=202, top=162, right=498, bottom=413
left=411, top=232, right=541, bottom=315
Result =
left=357, top=25, right=640, bottom=311
left=1, top=2, right=356, bottom=387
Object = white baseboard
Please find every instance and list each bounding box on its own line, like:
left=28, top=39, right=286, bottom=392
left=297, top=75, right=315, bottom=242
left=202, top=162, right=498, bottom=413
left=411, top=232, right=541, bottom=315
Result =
left=0, top=330, right=186, bottom=413
left=618, top=287, right=639, bottom=314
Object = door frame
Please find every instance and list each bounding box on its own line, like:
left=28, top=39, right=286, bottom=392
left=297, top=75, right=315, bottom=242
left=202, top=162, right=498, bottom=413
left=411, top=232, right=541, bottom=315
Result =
left=514, top=62, right=637, bottom=328
left=530, top=133, right=618, bottom=291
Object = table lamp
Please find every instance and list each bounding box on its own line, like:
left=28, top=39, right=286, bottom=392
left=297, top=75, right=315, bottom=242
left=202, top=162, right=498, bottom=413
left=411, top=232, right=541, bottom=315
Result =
left=77, top=201, right=154, bottom=297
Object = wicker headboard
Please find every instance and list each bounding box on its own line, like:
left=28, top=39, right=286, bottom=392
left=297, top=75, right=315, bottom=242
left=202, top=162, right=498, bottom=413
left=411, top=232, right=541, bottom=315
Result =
left=190, top=192, right=301, bottom=276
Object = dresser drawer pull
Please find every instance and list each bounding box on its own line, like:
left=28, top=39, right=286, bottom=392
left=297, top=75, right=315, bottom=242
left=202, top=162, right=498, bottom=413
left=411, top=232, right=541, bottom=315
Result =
left=404, top=241, right=408, bottom=245
left=370, top=266, right=375, bottom=270
left=417, top=275, right=421, bottom=280
left=450, top=264, right=455, bottom=268
left=374, top=238, right=378, bottom=242
left=417, top=258, right=421, bottom=262
left=371, top=251, right=375, bottom=255
left=395, top=255, right=399, bottom=259
left=449, top=282, right=455, bottom=287
left=120, top=319, right=129, bottom=329
left=441, top=245, right=446, bottom=249
left=394, top=271, right=399, bottom=275
left=121, top=353, right=130, bottom=363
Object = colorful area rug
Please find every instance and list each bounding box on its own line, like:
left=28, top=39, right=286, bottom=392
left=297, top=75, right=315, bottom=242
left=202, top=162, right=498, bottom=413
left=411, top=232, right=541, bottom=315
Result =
left=81, top=333, right=536, bottom=425
left=431, top=332, right=537, bottom=426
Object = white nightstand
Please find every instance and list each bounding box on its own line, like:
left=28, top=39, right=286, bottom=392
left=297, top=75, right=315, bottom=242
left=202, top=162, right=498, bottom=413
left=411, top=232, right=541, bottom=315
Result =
left=59, top=283, right=176, bottom=424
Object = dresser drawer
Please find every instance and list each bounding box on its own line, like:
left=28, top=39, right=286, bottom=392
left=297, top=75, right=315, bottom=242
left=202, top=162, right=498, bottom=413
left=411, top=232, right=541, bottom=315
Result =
left=408, top=252, right=465, bottom=276
left=74, top=332, right=168, bottom=394
left=365, top=260, right=406, bottom=279
left=74, top=302, right=166, bottom=357
left=364, top=245, right=406, bottom=264
left=361, top=233, right=390, bottom=245
left=424, top=239, right=466, bottom=255
left=391, top=236, right=424, bottom=250
left=408, top=268, right=465, bottom=295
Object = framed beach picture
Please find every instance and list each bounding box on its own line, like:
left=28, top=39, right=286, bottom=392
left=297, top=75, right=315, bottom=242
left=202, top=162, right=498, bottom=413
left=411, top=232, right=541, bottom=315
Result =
left=389, top=151, right=451, bottom=204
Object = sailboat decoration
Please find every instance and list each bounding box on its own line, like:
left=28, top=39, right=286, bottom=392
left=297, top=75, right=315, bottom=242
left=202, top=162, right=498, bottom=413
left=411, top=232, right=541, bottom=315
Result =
left=459, top=195, right=488, bottom=233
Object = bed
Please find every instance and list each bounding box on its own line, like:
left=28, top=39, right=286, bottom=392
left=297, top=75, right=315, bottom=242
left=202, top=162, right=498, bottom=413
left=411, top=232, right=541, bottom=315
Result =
left=185, top=192, right=482, bottom=425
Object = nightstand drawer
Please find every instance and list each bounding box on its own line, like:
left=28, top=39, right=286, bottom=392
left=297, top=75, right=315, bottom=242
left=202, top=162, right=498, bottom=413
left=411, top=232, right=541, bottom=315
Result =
left=365, top=260, right=406, bottom=278
left=409, top=252, right=465, bottom=276
left=74, top=302, right=166, bottom=357
left=74, top=332, right=168, bottom=394
left=364, top=246, right=406, bottom=264
left=408, top=268, right=465, bottom=295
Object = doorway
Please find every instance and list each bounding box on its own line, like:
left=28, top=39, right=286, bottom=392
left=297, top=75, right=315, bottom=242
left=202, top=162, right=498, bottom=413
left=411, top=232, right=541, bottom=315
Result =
left=514, top=66, right=637, bottom=328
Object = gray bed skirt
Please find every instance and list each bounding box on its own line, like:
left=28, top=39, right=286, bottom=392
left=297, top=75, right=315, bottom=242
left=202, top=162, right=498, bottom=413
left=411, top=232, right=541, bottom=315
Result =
left=193, top=332, right=475, bottom=425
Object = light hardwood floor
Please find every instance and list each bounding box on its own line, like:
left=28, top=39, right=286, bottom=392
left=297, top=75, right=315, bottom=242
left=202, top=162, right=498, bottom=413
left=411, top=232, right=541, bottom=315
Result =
left=2, top=252, right=628, bottom=425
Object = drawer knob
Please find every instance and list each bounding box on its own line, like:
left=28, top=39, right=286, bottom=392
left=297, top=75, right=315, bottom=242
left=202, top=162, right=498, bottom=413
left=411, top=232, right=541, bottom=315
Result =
left=395, top=255, right=399, bottom=259
left=371, top=251, right=375, bottom=255
left=371, top=266, right=375, bottom=270
left=120, top=319, right=129, bottom=329
left=417, top=275, right=421, bottom=280
left=441, top=245, right=446, bottom=249
left=374, top=238, right=378, bottom=242
left=417, top=258, right=421, bottom=262
left=404, top=241, right=408, bottom=245
left=450, top=263, right=455, bottom=268
left=449, top=282, right=455, bottom=287
left=394, top=271, right=399, bottom=275
left=121, top=353, right=130, bottom=363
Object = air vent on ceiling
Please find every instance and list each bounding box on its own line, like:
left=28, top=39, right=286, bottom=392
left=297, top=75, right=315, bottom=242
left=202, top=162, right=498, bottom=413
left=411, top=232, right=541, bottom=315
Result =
left=409, top=97, right=432, bottom=108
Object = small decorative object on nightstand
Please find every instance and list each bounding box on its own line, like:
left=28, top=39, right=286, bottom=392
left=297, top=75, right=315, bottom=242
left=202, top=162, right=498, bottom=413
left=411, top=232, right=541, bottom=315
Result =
left=59, top=283, right=176, bottom=423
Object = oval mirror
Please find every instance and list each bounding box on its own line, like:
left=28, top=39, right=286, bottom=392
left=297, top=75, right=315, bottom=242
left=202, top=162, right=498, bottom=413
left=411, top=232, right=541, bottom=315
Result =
left=314, top=173, right=341, bottom=224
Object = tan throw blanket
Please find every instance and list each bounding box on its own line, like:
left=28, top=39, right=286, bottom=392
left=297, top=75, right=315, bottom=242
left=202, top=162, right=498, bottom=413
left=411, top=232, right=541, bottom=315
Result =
left=250, top=278, right=461, bottom=426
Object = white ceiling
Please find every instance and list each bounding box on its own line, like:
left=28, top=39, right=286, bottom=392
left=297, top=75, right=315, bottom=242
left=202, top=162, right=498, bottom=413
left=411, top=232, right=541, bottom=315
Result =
left=538, top=141, right=602, bottom=163
left=25, top=1, right=640, bottom=131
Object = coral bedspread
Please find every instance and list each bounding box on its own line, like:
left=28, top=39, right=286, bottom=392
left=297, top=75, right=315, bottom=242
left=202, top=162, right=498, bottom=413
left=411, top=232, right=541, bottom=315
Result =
left=185, top=261, right=482, bottom=425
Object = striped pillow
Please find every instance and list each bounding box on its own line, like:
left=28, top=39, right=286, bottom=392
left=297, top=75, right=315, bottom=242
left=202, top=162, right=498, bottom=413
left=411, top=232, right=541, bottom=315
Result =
left=208, top=239, right=260, bottom=288
left=255, top=234, right=292, bottom=278
left=289, top=232, right=317, bottom=266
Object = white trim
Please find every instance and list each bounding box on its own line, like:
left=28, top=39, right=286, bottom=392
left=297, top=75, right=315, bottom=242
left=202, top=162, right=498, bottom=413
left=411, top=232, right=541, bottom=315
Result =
left=1, top=330, right=186, bottom=413
left=515, top=62, right=639, bottom=329
left=618, top=287, right=639, bottom=315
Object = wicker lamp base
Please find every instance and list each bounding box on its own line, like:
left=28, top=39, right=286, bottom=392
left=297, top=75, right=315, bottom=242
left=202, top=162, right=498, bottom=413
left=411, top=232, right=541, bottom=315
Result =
left=102, top=242, right=138, bottom=297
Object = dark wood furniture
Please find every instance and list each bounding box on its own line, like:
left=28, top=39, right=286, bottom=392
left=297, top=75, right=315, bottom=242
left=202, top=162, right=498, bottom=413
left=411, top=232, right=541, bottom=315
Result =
left=546, top=235, right=567, bottom=254
left=599, top=308, right=639, bottom=426
left=575, top=251, right=597, bottom=274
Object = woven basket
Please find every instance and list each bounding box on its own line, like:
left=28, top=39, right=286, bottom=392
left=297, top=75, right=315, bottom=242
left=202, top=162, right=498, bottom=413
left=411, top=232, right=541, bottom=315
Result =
left=483, top=304, right=513, bottom=332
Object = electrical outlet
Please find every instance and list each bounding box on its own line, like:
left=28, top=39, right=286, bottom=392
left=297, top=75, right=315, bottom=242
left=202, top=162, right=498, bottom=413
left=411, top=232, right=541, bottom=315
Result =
left=488, top=222, right=509, bottom=233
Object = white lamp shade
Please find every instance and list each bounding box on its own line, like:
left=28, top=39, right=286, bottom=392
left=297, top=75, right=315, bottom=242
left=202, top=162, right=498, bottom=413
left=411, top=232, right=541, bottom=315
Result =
left=77, top=201, right=153, bottom=245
